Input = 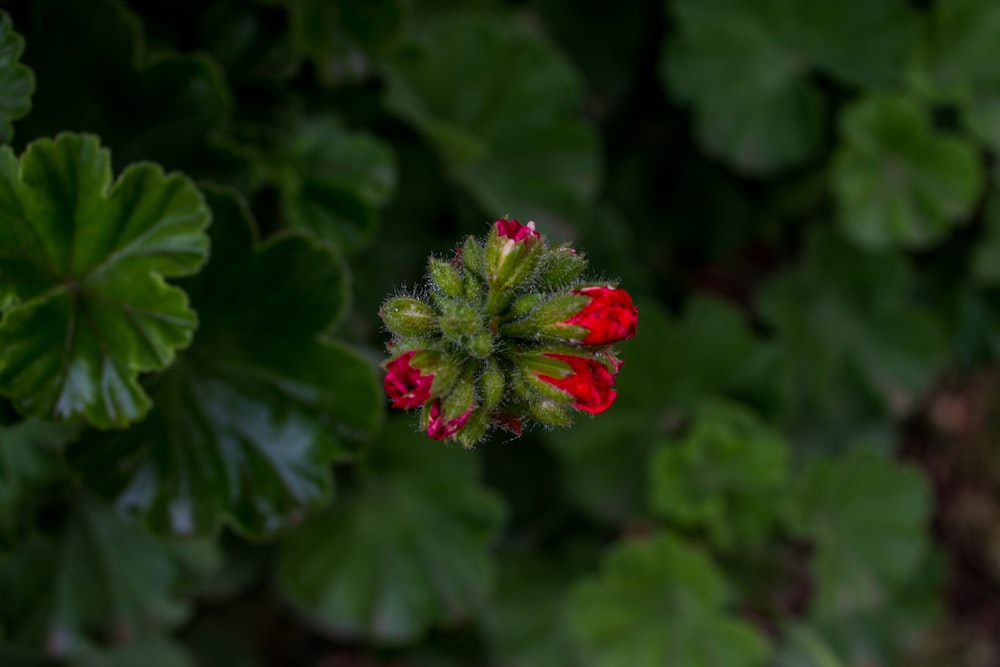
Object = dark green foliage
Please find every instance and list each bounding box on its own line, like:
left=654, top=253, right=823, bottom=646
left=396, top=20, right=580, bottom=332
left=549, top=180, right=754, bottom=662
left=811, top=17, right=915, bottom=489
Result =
left=0, top=0, right=993, bottom=664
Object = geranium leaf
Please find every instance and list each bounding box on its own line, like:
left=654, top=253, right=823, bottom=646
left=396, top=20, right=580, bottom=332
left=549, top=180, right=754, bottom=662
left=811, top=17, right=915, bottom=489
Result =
left=663, top=0, right=913, bottom=174
left=69, top=188, right=380, bottom=537
left=0, top=12, right=33, bottom=143
left=569, top=534, right=770, bottom=667
left=276, top=418, right=505, bottom=643
left=383, top=12, right=600, bottom=226
left=15, top=0, right=230, bottom=172
left=481, top=552, right=589, bottom=667
left=289, top=0, right=408, bottom=84
left=274, top=117, right=397, bottom=251
left=74, top=637, right=195, bottom=667
left=0, top=496, right=188, bottom=659
left=792, top=446, right=940, bottom=662
left=0, top=416, right=76, bottom=534
left=831, top=94, right=983, bottom=249
left=648, top=400, right=791, bottom=551
left=916, top=0, right=1000, bottom=153
left=662, top=0, right=823, bottom=174
left=0, top=133, right=210, bottom=428
left=757, top=228, right=946, bottom=443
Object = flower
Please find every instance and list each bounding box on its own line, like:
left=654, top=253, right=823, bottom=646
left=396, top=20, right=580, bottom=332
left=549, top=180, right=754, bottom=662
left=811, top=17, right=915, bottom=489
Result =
left=495, top=218, right=541, bottom=244
left=534, top=353, right=619, bottom=414
left=428, top=400, right=474, bottom=439
left=383, top=351, right=435, bottom=409
left=564, top=286, right=638, bottom=345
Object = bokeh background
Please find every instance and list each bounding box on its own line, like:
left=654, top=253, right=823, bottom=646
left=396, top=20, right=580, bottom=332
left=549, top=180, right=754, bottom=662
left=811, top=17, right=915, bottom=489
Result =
left=3, top=0, right=1000, bottom=665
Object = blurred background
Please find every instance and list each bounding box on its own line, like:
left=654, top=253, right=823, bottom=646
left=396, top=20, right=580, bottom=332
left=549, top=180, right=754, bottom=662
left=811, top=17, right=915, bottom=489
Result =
left=3, top=0, right=1000, bottom=665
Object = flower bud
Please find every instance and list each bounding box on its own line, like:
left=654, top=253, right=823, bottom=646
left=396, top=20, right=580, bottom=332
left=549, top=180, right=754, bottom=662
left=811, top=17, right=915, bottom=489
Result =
left=461, top=236, right=485, bottom=278
left=522, top=351, right=619, bottom=415
left=537, top=244, right=587, bottom=289
left=456, top=408, right=490, bottom=448
left=380, top=296, right=438, bottom=337
left=427, top=400, right=474, bottom=440
left=429, top=257, right=465, bottom=298
left=466, top=331, right=494, bottom=358
left=383, top=350, right=434, bottom=409
left=480, top=360, right=505, bottom=411
left=554, top=286, right=638, bottom=345
left=439, top=299, right=483, bottom=341
left=382, top=350, right=462, bottom=410
left=485, top=218, right=542, bottom=300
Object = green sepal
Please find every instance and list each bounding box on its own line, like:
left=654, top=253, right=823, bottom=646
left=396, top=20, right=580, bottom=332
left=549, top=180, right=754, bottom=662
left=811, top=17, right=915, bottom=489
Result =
left=429, top=257, right=465, bottom=298
left=380, top=296, right=438, bottom=337
left=537, top=245, right=587, bottom=290
left=508, top=293, right=547, bottom=320
left=528, top=398, right=572, bottom=426
left=480, top=360, right=505, bottom=411
left=503, top=293, right=590, bottom=338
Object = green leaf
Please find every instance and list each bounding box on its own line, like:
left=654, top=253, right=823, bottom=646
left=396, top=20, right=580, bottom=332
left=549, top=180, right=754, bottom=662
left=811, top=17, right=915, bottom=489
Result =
left=546, top=297, right=778, bottom=522
left=274, top=117, right=397, bottom=250
left=794, top=447, right=931, bottom=617
left=832, top=93, right=983, bottom=249
left=793, top=446, right=941, bottom=662
left=974, top=190, right=1000, bottom=286
left=276, top=418, right=505, bottom=643
left=74, top=636, right=195, bottom=667
left=663, top=0, right=823, bottom=173
left=663, top=0, right=914, bottom=174
left=648, top=400, right=791, bottom=550
left=757, top=228, right=946, bottom=444
left=15, top=0, right=231, bottom=172
left=481, top=552, right=588, bottom=667
left=569, top=534, right=770, bottom=667
left=0, top=133, right=210, bottom=428
left=289, top=0, right=408, bottom=84
left=916, top=0, right=1000, bottom=152
left=69, top=188, right=380, bottom=537
left=383, top=12, right=600, bottom=225
left=0, top=12, right=33, bottom=143
left=0, top=417, right=76, bottom=534
left=0, top=497, right=188, bottom=658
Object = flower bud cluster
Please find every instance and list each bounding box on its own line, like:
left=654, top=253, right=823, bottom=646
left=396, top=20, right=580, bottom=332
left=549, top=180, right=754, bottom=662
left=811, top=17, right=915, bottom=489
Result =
left=380, top=218, right=638, bottom=447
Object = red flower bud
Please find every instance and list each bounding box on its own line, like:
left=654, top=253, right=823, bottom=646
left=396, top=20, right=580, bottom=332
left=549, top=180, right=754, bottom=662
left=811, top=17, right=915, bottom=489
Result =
left=427, top=400, right=474, bottom=439
left=534, top=353, right=619, bottom=415
left=565, top=286, right=638, bottom=345
left=384, top=351, right=435, bottom=409
left=495, top=218, right=541, bottom=244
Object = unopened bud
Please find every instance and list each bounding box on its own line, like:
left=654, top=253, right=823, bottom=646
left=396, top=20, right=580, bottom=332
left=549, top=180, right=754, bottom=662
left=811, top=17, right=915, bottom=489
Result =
left=462, top=236, right=485, bottom=278
left=429, top=257, right=465, bottom=298
left=537, top=244, right=587, bottom=289
left=456, top=408, right=490, bottom=448
left=380, top=296, right=438, bottom=337
left=439, top=299, right=482, bottom=342
left=480, top=360, right=505, bottom=411
left=466, top=331, right=494, bottom=358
